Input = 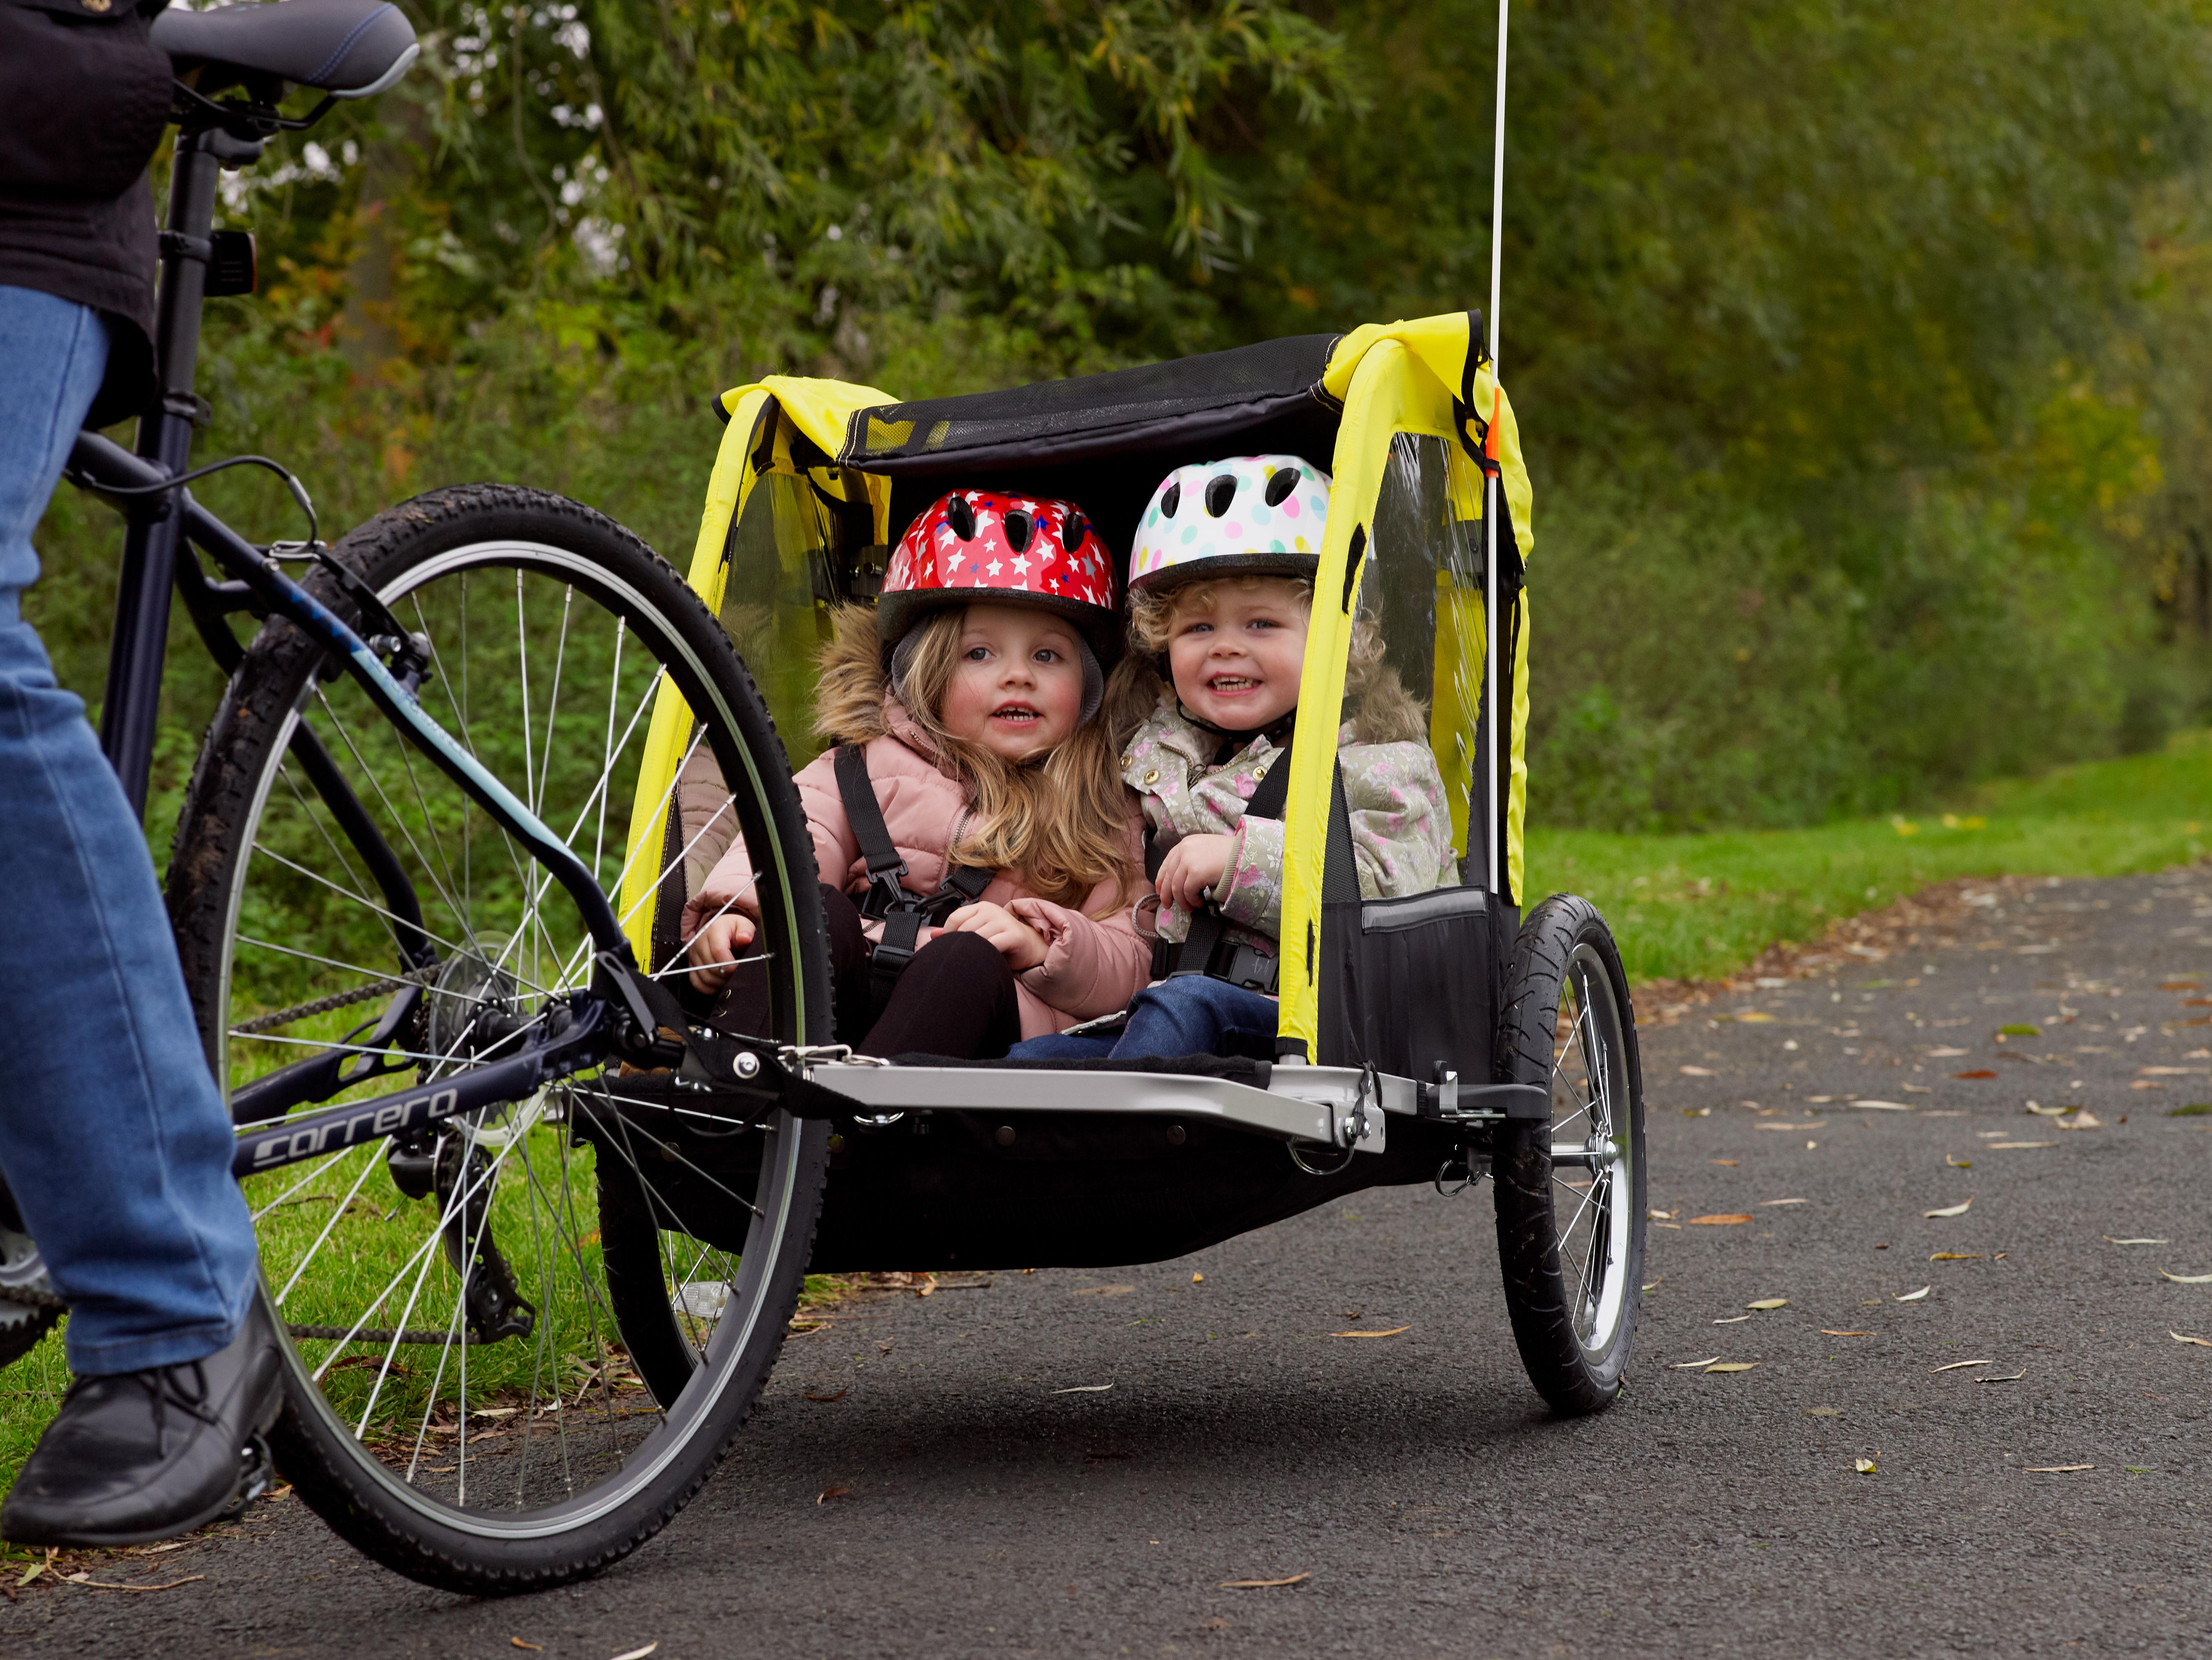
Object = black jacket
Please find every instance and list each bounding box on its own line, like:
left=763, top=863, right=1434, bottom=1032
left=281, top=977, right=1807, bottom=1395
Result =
left=0, top=0, right=173, bottom=426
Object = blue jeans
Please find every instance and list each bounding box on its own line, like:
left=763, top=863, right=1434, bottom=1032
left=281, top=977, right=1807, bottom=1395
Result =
left=1011, top=975, right=1279, bottom=1062
left=0, top=286, right=258, bottom=1375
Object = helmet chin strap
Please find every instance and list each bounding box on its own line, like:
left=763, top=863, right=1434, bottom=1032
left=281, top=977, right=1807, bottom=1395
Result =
left=1173, top=696, right=1298, bottom=766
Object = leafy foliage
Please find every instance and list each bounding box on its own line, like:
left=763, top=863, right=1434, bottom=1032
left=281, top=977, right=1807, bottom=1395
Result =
left=28, top=0, right=2212, bottom=833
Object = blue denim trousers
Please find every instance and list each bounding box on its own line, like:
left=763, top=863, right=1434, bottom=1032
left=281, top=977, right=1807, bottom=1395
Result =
left=0, top=285, right=258, bottom=1375
left=1010, top=974, right=1279, bottom=1062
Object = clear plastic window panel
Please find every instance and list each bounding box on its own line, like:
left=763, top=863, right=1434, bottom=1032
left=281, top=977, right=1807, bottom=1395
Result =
left=1346, top=432, right=1488, bottom=888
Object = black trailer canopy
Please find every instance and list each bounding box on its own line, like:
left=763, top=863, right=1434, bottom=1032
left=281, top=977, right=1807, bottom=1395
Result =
left=832, top=333, right=1344, bottom=554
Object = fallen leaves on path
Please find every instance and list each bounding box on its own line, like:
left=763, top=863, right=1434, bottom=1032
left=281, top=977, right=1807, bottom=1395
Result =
left=1986, top=1141, right=2055, bottom=1149
left=2170, top=1331, right=2212, bottom=1348
left=511, top=1643, right=543, bottom=1653
left=1953, top=1070, right=1999, bottom=1079
left=1930, top=1359, right=1993, bottom=1372
left=1703, top=1361, right=1760, bottom=1374
left=1853, top=1100, right=1914, bottom=1112
left=1713, top=1314, right=1750, bottom=1324
left=1981, top=1370, right=2026, bottom=1382
left=1895, top=1286, right=1932, bottom=1302
left=610, top=1646, right=660, bottom=1660
left=1219, top=1573, right=1309, bottom=1589
left=1746, top=1298, right=1790, bottom=1309
left=816, top=1486, right=854, bottom=1503
left=1689, top=1213, right=1752, bottom=1225
left=1760, top=1197, right=1808, bottom=1206
left=1930, top=1253, right=1981, bottom=1261
left=1670, top=1356, right=1721, bottom=1369
left=2022, top=1464, right=2093, bottom=1474
left=2158, top=1269, right=2212, bottom=1284
left=1855, top=1458, right=1878, bottom=1474
left=1680, top=1065, right=1718, bottom=1077
left=1051, top=1383, right=1114, bottom=1393
left=1821, top=1329, right=1873, bottom=1337
left=2105, top=1236, right=2169, bottom=1245
left=1331, top=1326, right=1410, bottom=1338
left=804, top=1389, right=849, bottom=1402
left=1924, top=1197, right=1974, bottom=1218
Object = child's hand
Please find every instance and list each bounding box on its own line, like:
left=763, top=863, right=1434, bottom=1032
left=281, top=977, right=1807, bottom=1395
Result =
left=943, top=901, right=1049, bottom=971
left=1153, top=832, right=1235, bottom=912
left=686, top=911, right=758, bottom=994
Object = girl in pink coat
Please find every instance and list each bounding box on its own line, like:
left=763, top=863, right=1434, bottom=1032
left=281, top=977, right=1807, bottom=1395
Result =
left=680, top=490, right=1153, bottom=1058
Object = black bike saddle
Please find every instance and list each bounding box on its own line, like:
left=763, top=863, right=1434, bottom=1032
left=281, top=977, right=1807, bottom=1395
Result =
left=153, top=0, right=420, bottom=98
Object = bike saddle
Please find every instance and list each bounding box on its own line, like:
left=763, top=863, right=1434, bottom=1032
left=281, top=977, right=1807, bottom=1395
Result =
left=153, top=0, right=420, bottom=99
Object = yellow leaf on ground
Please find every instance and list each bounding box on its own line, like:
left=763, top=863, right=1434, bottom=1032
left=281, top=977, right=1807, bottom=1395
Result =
left=2021, top=1464, right=2094, bottom=1474
left=1747, top=1298, right=1790, bottom=1310
left=1853, top=1101, right=1914, bottom=1112
left=1855, top=1457, right=1878, bottom=1474
left=2171, top=1330, right=2212, bottom=1348
left=2158, top=1269, right=2212, bottom=1284
left=1680, top=1065, right=1718, bottom=1077
left=1703, top=1361, right=1760, bottom=1373
left=1930, top=1253, right=1982, bottom=1261
left=1821, top=1329, right=1873, bottom=1336
left=1924, top=1197, right=1974, bottom=1218
left=512, top=1643, right=544, bottom=1653
left=1219, top=1573, right=1310, bottom=1589
left=1689, top=1213, right=1753, bottom=1225
left=1895, top=1286, right=1932, bottom=1302
left=1670, top=1356, right=1721, bottom=1369
left=1331, top=1326, right=1411, bottom=1338
left=1930, top=1359, right=1993, bottom=1372
left=1761, top=1198, right=1809, bottom=1206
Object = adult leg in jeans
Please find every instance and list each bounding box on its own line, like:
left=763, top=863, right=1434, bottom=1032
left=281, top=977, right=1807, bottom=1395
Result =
left=1108, top=976, right=1279, bottom=1060
left=0, top=287, right=280, bottom=1547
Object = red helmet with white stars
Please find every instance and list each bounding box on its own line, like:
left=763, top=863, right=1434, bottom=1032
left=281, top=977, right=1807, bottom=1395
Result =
left=878, top=490, right=1120, bottom=662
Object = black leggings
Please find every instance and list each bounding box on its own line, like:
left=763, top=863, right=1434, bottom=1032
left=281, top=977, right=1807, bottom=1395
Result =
left=712, top=883, right=1023, bottom=1059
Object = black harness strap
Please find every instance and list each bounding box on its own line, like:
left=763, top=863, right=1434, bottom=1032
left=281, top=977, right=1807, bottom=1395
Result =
left=1155, top=751, right=1314, bottom=994
left=833, top=744, right=998, bottom=1024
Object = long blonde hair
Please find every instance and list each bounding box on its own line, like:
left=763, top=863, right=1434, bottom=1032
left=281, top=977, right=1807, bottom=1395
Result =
left=1117, top=574, right=1429, bottom=747
left=812, top=604, right=1134, bottom=912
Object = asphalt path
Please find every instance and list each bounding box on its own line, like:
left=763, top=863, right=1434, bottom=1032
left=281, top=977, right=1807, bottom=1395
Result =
left=8, top=865, right=2211, bottom=1658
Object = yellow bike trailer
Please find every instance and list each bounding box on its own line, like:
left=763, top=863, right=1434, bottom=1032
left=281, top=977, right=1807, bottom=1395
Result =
left=622, top=311, right=1646, bottom=1414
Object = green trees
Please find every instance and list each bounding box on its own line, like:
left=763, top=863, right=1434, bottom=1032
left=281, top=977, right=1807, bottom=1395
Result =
left=36, top=0, right=2212, bottom=832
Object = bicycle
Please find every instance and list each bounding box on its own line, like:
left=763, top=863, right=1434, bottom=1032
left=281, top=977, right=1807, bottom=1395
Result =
left=0, top=0, right=841, bottom=1594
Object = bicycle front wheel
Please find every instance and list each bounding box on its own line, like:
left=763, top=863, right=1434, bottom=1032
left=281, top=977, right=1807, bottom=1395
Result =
left=168, top=485, right=830, bottom=1593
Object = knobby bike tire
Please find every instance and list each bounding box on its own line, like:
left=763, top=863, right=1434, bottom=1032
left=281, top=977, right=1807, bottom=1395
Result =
left=167, top=484, right=831, bottom=1593
left=1492, top=893, right=1648, bottom=1415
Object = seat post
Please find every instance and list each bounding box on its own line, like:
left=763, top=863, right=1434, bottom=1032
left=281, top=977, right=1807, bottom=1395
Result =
left=99, top=125, right=261, bottom=816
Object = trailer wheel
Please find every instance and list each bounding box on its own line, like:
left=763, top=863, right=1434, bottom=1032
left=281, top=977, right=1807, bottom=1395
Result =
left=1492, top=894, right=1647, bottom=1414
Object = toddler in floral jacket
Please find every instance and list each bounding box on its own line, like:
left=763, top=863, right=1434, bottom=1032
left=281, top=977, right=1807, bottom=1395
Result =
left=1012, top=454, right=1457, bottom=1063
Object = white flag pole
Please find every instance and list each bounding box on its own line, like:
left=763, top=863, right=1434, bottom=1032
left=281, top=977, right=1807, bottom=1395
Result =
left=1484, top=0, right=1509, bottom=898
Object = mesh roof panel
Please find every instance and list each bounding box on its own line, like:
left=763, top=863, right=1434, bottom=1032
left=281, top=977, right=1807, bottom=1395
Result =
left=840, top=334, right=1340, bottom=476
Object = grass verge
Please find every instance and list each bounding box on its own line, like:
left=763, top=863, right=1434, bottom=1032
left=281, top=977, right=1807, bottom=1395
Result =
left=1528, top=730, right=2208, bottom=986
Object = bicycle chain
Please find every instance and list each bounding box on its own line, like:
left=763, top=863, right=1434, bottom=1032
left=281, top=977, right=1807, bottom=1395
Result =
left=0, top=1282, right=486, bottom=1347
left=231, top=962, right=443, bottom=1035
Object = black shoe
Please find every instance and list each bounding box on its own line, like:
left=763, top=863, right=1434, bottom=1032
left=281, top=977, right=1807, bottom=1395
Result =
left=0, top=1296, right=284, bottom=1548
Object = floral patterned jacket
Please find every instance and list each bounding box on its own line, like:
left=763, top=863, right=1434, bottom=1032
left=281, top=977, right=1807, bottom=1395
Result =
left=1120, top=701, right=1459, bottom=953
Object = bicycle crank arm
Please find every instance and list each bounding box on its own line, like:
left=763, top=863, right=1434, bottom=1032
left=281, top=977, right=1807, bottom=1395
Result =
left=231, top=997, right=610, bottom=1179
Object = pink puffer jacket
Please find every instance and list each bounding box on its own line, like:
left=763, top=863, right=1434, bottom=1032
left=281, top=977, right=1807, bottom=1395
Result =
left=680, top=706, right=1154, bottom=1039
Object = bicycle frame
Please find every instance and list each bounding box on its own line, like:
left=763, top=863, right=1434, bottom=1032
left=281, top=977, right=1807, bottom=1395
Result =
left=64, top=116, right=675, bottom=1173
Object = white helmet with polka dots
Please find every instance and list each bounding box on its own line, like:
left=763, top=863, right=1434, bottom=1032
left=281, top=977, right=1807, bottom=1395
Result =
left=1126, top=454, right=1332, bottom=594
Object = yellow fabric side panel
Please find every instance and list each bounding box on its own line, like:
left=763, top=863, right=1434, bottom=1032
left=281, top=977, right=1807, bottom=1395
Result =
left=619, top=377, right=900, bottom=962
left=1322, top=313, right=1535, bottom=566
left=1276, top=338, right=1458, bottom=1057
left=616, top=390, right=774, bottom=959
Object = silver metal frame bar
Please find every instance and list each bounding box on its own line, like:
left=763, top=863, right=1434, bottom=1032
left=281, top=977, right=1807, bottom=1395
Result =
left=809, top=1062, right=1411, bottom=1153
